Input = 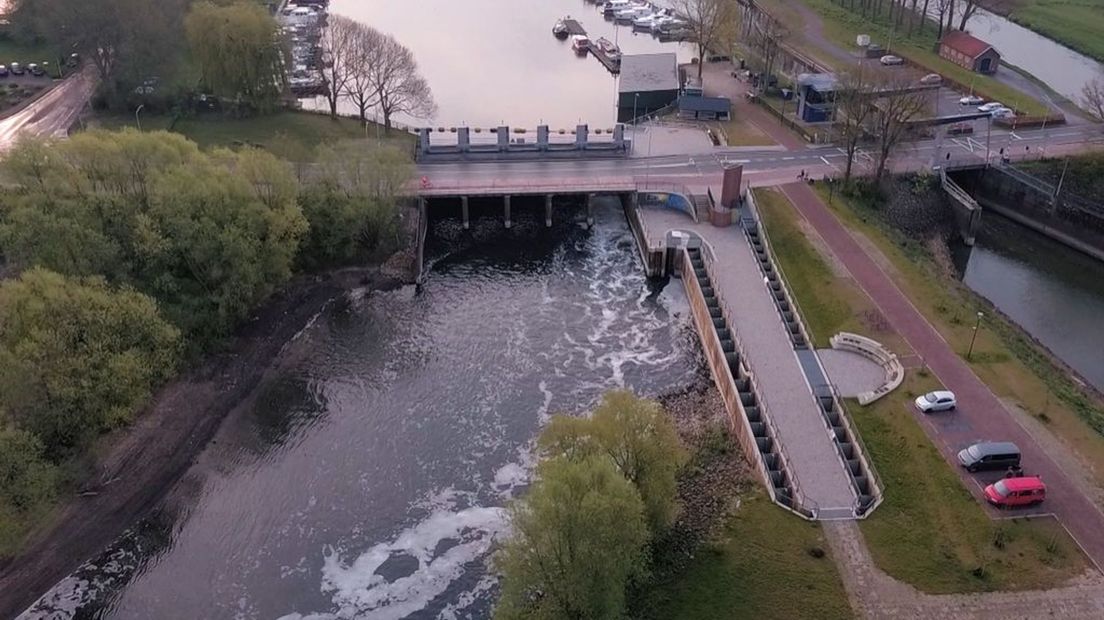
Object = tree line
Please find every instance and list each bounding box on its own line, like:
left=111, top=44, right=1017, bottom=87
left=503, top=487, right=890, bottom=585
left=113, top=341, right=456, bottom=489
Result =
left=494, top=390, right=686, bottom=619
left=0, top=129, right=411, bottom=554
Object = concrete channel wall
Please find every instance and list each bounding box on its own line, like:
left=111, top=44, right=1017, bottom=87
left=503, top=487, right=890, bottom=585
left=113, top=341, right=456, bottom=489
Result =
left=680, top=242, right=819, bottom=519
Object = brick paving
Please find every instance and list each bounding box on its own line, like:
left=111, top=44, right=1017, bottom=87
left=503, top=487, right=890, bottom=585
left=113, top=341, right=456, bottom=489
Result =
left=640, top=205, right=857, bottom=516
left=780, top=180, right=1104, bottom=569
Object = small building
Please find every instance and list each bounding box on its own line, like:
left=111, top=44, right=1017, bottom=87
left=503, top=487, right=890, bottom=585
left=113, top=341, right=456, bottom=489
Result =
left=939, top=31, right=1000, bottom=74
left=795, top=73, right=838, bottom=123
left=618, top=53, right=680, bottom=122
left=678, top=96, right=731, bottom=121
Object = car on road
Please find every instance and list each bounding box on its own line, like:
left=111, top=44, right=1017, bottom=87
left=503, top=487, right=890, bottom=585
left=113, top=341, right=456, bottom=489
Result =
left=919, top=73, right=942, bottom=85
left=880, top=54, right=904, bottom=66
left=977, top=101, right=1005, bottom=113
left=947, top=122, right=974, bottom=135
left=990, top=107, right=1016, bottom=120
left=959, top=94, right=984, bottom=106
left=984, top=476, right=1046, bottom=508
left=958, top=441, right=1021, bottom=472
left=915, top=390, right=956, bottom=413
left=10, top=62, right=23, bottom=76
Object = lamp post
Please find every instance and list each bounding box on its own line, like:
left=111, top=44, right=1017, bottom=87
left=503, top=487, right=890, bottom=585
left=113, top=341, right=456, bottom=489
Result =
left=135, top=104, right=145, bottom=131
left=967, top=311, right=984, bottom=360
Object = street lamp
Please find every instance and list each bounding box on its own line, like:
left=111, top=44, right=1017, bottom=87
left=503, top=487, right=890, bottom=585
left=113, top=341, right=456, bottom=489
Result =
left=135, top=104, right=145, bottom=131
left=967, top=311, right=984, bottom=360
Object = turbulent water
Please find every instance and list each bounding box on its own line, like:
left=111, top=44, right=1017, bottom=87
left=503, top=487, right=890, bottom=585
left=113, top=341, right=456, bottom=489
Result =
left=20, top=199, right=700, bottom=619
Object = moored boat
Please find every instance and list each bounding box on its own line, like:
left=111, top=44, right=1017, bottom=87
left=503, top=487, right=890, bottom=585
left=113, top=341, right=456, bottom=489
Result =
left=553, top=18, right=568, bottom=38
left=571, top=34, right=590, bottom=53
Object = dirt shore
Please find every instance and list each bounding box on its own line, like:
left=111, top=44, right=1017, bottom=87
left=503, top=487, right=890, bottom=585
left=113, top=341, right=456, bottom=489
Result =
left=0, top=267, right=401, bottom=619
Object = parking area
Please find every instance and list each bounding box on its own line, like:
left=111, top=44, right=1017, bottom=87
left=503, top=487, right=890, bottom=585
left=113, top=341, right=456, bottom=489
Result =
left=0, top=71, right=57, bottom=117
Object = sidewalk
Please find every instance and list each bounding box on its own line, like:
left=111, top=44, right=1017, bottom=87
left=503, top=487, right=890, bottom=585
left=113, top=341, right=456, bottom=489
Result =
left=780, top=181, right=1104, bottom=569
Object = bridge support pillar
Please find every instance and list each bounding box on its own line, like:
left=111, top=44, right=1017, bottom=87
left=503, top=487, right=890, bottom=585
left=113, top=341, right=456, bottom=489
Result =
left=504, top=195, right=512, bottom=229
left=461, top=196, right=470, bottom=230
left=545, top=194, right=553, bottom=227
left=586, top=193, right=595, bottom=229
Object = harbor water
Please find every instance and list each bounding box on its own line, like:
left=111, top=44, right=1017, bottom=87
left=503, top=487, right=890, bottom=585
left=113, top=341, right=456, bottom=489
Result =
left=19, top=202, right=701, bottom=618
left=315, top=0, right=692, bottom=128
left=953, top=214, right=1104, bottom=392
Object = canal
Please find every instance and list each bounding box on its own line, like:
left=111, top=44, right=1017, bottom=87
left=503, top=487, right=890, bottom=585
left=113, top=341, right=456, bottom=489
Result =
left=314, top=0, right=692, bottom=128
left=19, top=202, right=701, bottom=618
left=953, top=213, right=1104, bottom=392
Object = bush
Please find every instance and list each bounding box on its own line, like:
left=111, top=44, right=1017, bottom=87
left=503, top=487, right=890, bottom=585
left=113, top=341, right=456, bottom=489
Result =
left=0, top=428, right=57, bottom=512
left=297, top=183, right=398, bottom=270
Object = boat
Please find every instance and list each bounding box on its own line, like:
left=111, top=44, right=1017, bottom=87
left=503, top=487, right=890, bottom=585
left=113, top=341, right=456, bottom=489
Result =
left=632, top=13, right=657, bottom=30
left=571, top=34, right=590, bottom=53
left=594, top=36, right=621, bottom=61
left=603, top=0, right=631, bottom=16
left=553, top=18, right=568, bottom=38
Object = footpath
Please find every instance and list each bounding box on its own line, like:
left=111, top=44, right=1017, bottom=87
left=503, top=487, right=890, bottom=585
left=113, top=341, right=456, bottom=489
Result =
left=779, top=180, right=1104, bottom=570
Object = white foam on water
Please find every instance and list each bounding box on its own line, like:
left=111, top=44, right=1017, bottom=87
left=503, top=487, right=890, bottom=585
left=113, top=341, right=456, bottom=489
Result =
left=316, top=505, right=508, bottom=620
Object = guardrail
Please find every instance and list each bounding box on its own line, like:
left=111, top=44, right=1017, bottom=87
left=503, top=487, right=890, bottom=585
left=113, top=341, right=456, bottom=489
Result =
left=687, top=239, right=819, bottom=519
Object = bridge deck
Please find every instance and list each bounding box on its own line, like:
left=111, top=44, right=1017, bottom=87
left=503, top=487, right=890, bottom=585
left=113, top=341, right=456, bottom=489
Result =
left=640, top=205, right=857, bottom=516
left=416, top=176, right=637, bottom=198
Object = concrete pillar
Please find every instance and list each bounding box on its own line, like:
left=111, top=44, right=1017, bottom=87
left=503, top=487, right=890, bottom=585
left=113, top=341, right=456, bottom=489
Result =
left=586, top=193, right=595, bottom=228
left=537, top=125, right=549, bottom=152
left=545, top=194, right=553, bottom=227
left=457, top=127, right=470, bottom=153
left=497, top=126, right=510, bottom=151
left=461, top=195, right=470, bottom=230
left=504, top=195, right=512, bottom=229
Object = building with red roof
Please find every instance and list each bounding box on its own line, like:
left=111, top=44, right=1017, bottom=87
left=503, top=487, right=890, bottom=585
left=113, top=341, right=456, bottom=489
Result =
left=939, top=31, right=1000, bottom=74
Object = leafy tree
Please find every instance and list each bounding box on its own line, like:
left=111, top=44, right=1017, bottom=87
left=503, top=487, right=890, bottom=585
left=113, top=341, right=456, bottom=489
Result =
left=185, top=1, right=285, bottom=113
left=541, top=390, right=687, bottom=533
left=297, top=184, right=397, bottom=269
left=0, top=428, right=58, bottom=513
left=316, top=140, right=415, bottom=203
left=494, top=456, right=649, bottom=620
left=0, top=131, right=309, bottom=340
left=0, top=269, right=180, bottom=455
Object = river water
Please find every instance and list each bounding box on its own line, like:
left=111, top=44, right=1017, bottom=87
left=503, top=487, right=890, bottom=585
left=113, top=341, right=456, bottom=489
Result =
left=19, top=201, right=700, bottom=618
left=953, top=214, right=1104, bottom=392
left=313, top=0, right=691, bottom=128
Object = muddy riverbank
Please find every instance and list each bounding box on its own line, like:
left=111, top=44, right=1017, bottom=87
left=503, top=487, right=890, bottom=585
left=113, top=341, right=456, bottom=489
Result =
left=0, top=266, right=401, bottom=619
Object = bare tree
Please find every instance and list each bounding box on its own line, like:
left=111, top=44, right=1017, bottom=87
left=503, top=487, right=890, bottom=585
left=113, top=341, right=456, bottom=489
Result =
left=1082, top=75, right=1104, bottom=122
left=369, top=34, right=437, bottom=132
left=341, top=25, right=385, bottom=125
left=671, top=0, right=738, bottom=79
left=750, top=14, right=789, bottom=94
left=834, top=69, right=878, bottom=183
left=319, top=15, right=359, bottom=118
left=866, top=72, right=931, bottom=181
left=936, top=0, right=955, bottom=38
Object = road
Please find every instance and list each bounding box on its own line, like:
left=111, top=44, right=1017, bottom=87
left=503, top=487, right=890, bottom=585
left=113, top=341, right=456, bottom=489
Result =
left=0, top=66, right=97, bottom=151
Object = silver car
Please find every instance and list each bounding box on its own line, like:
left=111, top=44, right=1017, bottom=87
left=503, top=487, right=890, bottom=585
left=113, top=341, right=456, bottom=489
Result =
left=915, top=390, right=956, bottom=413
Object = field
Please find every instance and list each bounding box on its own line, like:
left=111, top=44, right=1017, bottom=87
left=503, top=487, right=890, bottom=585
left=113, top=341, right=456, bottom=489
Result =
left=1009, top=0, right=1104, bottom=63
left=756, top=187, right=1091, bottom=593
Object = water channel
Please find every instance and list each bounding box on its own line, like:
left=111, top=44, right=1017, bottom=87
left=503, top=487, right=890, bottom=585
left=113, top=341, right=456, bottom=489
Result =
left=312, top=0, right=691, bottom=128
left=953, top=214, right=1104, bottom=392
left=19, top=202, right=701, bottom=618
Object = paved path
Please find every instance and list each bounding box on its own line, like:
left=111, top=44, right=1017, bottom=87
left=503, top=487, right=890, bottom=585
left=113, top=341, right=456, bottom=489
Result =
left=0, top=66, right=97, bottom=151
left=780, top=181, right=1104, bottom=568
left=825, top=520, right=1104, bottom=619
left=639, top=205, right=857, bottom=516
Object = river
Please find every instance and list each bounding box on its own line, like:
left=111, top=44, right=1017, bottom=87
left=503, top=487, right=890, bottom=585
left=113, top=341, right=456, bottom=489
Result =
left=18, top=200, right=700, bottom=618
left=311, top=0, right=691, bottom=128
left=953, top=213, right=1104, bottom=392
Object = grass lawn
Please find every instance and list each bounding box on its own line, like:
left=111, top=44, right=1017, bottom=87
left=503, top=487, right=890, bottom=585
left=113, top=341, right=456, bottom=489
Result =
left=813, top=182, right=1104, bottom=483
left=713, top=117, right=776, bottom=147
left=92, top=110, right=414, bottom=155
left=641, top=490, right=852, bottom=620
left=758, top=187, right=1091, bottom=593
left=788, top=0, right=1051, bottom=117
left=1010, top=0, right=1104, bottom=63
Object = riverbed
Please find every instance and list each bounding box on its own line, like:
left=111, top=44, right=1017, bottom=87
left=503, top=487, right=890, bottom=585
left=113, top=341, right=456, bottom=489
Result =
left=953, top=213, right=1104, bottom=392
left=18, top=200, right=700, bottom=618
left=314, top=0, right=692, bottom=128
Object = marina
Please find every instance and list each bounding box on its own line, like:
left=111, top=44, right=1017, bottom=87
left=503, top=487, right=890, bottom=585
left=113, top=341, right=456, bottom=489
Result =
left=553, top=2, right=686, bottom=75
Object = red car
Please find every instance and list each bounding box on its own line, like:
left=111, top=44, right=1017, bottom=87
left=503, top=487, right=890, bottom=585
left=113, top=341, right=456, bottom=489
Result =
left=984, top=476, right=1046, bottom=508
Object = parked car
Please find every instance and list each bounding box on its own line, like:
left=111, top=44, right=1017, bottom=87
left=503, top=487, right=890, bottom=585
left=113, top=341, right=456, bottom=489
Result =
left=915, top=390, right=956, bottom=413
left=919, top=73, right=942, bottom=85
left=880, top=54, right=904, bottom=66
left=66, top=52, right=79, bottom=68
left=10, top=62, right=23, bottom=76
left=984, top=476, right=1046, bottom=508
left=959, top=94, right=984, bottom=106
left=28, top=63, right=44, bottom=77
left=947, top=122, right=974, bottom=136
left=977, top=101, right=1005, bottom=113
left=0, top=65, right=8, bottom=77
left=958, top=441, right=1021, bottom=472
